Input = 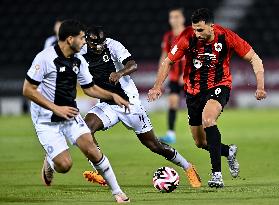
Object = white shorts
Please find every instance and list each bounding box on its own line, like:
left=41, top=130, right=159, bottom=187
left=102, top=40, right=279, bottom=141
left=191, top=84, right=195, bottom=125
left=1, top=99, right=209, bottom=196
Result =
left=34, top=114, right=91, bottom=160
left=87, top=102, right=153, bottom=134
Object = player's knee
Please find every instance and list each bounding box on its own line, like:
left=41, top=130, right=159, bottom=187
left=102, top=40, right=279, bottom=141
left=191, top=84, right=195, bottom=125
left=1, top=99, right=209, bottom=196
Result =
left=55, top=159, right=72, bottom=173
left=202, top=117, right=216, bottom=128
left=86, top=121, right=98, bottom=133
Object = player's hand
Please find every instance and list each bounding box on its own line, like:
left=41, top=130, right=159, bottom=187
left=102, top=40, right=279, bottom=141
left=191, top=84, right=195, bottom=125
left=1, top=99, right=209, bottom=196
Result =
left=52, top=106, right=79, bottom=120
left=178, top=75, right=184, bottom=86
left=109, top=72, right=122, bottom=84
left=255, top=88, right=267, bottom=100
left=147, top=87, right=162, bottom=102
left=112, top=93, right=131, bottom=113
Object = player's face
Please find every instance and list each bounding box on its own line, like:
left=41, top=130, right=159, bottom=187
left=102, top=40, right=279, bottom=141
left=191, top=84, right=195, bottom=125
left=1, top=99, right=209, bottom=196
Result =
left=192, top=21, right=214, bottom=42
left=69, top=31, right=86, bottom=53
left=169, top=10, right=185, bottom=29
left=86, top=34, right=106, bottom=54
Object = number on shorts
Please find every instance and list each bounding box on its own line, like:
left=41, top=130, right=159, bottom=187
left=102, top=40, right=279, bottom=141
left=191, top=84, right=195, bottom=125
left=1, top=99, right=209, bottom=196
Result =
left=215, top=88, right=221, bottom=95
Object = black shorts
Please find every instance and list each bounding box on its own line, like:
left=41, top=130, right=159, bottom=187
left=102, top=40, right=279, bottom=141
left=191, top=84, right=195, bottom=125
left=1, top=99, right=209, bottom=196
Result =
left=168, top=81, right=184, bottom=95
left=186, top=85, right=231, bottom=126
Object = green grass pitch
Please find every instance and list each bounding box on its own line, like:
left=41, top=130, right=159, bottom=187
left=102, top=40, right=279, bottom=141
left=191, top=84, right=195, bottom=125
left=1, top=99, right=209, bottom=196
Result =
left=1, top=109, right=279, bottom=204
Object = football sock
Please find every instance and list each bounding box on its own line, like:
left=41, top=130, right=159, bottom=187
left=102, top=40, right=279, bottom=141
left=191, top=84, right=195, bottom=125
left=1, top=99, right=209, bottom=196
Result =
left=204, top=125, right=221, bottom=173
left=168, top=150, right=191, bottom=170
left=159, top=142, right=190, bottom=170
left=202, top=143, right=229, bottom=157
left=93, top=155, right=122, bottom=195
left=168, top=109, right=176, bottom=131
left=221, top=144, right=229, bottom=157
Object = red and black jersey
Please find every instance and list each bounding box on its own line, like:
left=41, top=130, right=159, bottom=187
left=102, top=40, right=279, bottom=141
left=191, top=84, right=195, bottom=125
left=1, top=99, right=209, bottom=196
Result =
left=168, top=24, right=252, bottom=95
left=161, top=31, right=186, bottom=82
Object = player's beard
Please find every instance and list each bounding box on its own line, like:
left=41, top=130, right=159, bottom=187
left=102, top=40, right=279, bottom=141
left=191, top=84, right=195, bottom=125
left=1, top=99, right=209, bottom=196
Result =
left=198, top=34, right=211, bottom=42
left=70, top=42, right=81, bottom=53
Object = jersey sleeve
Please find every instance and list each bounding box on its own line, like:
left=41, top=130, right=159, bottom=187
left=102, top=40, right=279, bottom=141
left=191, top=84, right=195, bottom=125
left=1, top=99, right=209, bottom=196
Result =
left=226, top=29, right=252, bottom=57
left=26, top=53, right=46, bottom=85
left=161, top=32, right=171, bottom=52
left=77, top=55, right=95, bottom=89
left=167, top=31, right=189, bottom=63
left=109, top=39, right=131, bottom=63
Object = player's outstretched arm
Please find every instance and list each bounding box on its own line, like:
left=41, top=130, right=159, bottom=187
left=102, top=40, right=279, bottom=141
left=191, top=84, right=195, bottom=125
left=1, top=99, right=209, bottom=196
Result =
left=109, top=60, right=137, bottom=84
left=22, top=80, right=79, bottom=120
left=148, top=57, right=173, bottom=101
left=83, top=85, right=130, bottom=111
left=242, top=49, right=267, bottom=100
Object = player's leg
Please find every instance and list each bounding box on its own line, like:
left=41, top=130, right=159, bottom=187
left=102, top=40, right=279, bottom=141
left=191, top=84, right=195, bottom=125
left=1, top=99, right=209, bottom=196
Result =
left=83, top=103, right=119, bottom=186
left=160, top=81, right=180, bottom=144
left=67, top=115, right=129, bottom=202
left=202, top=99, right=224, bottom=188
left=137, top=130, right=201, bottom=188
left=36, top=122, right=73, bottom=186
left=77, top=134, right=129, bottom=202
left=83, top=112, right=107, bottom=185
left=190, top=125, right=230, bottom=157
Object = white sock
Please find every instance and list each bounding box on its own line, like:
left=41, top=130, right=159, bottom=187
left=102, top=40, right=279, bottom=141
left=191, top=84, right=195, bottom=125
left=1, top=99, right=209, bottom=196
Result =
left=46, top=155, right=55, bottom=171
left=93, top=155, right=122, bottom=195
left=169, top=150, right=191, bottom=170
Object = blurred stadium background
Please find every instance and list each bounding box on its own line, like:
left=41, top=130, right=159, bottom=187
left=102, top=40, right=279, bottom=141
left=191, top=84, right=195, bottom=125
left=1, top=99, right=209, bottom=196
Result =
left=0, top=0, right=279, bottom=115
left=1, top=1, right=279, bottom=204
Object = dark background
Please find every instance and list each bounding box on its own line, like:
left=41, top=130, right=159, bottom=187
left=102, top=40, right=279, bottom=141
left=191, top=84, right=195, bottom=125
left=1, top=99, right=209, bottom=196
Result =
left=0, top=0, right=278, bottom=96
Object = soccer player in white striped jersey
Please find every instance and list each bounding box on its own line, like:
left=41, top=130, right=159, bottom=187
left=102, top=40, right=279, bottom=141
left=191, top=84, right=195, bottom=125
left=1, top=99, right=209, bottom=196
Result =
left=80, top=26, right=201, bottom=189
left=23, top=20, right=130, bottom=203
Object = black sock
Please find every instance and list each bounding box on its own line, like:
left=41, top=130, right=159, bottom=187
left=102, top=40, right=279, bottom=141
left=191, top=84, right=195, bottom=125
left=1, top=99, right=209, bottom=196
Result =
left=202, top=143, right=229, bottom=157
left=221, top=144, right=229, bottom=157
left=168, top=109, right=176, bottom=131
left=204, top=125, right=221, bottom=173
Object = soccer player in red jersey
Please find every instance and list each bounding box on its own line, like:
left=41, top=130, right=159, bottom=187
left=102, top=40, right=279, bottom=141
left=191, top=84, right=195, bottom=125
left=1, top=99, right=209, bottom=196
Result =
left=158, top=8, right=186, bottom=144
left=148, top=8, right=266, bottom=188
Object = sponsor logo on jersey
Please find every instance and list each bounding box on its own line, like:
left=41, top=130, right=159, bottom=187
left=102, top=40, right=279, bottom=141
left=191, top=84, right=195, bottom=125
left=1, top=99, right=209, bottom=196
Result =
left=103, top=54, right=110, bottom=62
left=59, top=66, right=66, bottom=72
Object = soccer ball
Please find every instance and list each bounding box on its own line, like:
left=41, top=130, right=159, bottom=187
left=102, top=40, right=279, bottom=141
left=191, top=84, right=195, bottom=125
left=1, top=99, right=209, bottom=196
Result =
left=152, top=166, right=180, bottom=193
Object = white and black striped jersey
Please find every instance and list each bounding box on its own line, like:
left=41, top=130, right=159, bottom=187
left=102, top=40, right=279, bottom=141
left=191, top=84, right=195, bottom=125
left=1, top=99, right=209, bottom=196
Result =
left=80, top=38, right=140, bottom=105
left=26, top=44, right=94, bottom=123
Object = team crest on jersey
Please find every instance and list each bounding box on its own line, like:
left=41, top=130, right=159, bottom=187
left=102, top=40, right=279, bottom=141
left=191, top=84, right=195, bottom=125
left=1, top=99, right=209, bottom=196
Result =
left=35, top=64, right=40, bottom=70
left=34, top=64, right=40, bottom=74
left=214, top=43, right=222, bottom=52
left=193, top=59, right=202, bottom=69
left=72, top=64, right=79, bottom=74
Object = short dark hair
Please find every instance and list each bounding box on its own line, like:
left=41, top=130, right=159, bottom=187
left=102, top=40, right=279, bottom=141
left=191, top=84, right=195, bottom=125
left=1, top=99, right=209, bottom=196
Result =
left=58, top=19, right=85, bottom=41
left=191, top=8, right=214, bottom=24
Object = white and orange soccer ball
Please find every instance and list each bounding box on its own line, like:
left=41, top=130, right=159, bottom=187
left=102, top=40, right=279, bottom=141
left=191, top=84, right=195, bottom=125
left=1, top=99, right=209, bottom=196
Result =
left=152, top=166, right=180, bottom=193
